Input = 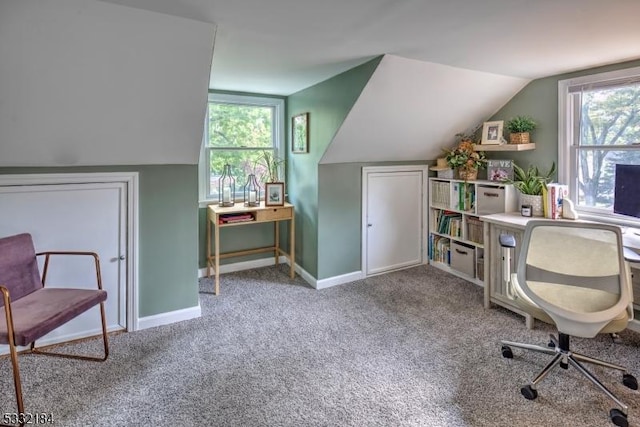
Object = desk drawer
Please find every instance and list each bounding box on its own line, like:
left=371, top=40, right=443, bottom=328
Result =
left=256, top=207, right=292, bottom=221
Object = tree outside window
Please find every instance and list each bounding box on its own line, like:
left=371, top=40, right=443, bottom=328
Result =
left=560, top=67, right=640, bottom=223
left=201, top=94, right=284, bottom=202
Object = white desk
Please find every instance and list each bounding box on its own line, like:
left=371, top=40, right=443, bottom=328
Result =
left=482, top=212, right=640, bottom=332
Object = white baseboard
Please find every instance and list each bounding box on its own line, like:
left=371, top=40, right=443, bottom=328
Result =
left=197, top=256, right=362, bottom=290
left=137, top=305, right=202, bottom=331
left=0, top=325, right=123, bottom=356
left=198, top=256, right=288, bottom=278
left=315, top=270, right=364, bottom=289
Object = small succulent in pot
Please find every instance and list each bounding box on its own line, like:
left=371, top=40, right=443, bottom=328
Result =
left=506, top=116, right=537, bottom=133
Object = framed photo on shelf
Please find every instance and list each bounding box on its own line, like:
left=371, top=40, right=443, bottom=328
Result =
left=265, top=182, right=285, bottom=206
left=292, top=112, right=309, bottom=153
left=487, top=159, right=514, bottom=182
left=481, top=120, right=504, bottom=145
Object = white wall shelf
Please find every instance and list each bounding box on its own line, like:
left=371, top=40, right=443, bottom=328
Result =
left=473, top=143, right=536, bottom=152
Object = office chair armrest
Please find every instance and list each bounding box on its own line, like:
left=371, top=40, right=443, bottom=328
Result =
left=36, top=251, right=103, bottom=290
left=499, top=233, right=516, bottom=248
left=623, top=247, right=640, bottom=263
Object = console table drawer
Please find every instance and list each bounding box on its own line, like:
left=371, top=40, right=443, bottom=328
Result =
left=256, top=207, right=292, bottom=221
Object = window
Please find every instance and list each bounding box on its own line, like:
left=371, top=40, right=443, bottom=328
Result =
left=200, top=93, right=284, bottom=203
left=558, top=66, right=640, bottom=225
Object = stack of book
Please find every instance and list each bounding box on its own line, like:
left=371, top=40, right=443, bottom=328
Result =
left=219, top=213, right=255, bottom=224
left=436, top=210, right=463, bottom=237
left=429, top=235, right=451, bottom=264
left=543, top=184, right=569, bottom=219
left=451, top=182, right=475, bottom=211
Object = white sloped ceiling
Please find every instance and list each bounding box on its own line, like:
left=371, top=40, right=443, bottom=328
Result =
left=320, top=55, right=530, bottom=164
left=0, top=0, right=215, bottom=167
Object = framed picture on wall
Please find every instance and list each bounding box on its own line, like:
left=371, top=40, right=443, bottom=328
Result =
left=265, top=182, right=285, bottom=206
left=292, top=112, right=309, bottom=153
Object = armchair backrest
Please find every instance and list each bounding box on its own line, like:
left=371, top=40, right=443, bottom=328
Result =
left=517, top=221, right=631, bottom=338
left=0, top=233, right=43, bottom=305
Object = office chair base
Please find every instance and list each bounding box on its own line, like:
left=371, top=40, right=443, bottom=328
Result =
left=501, top=334, right=636, bottom=426
left=610, top=408, right=629, bottom=427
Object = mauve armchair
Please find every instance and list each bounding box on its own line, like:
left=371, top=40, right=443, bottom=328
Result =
left=0, top=233, right=109, bottom=425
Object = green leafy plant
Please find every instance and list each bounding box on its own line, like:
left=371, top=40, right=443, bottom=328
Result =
left=506, top=116, right=537, bottom=133
left=444, top=139, right=487, bottom=170
left=259, top=150, right=285, bottom=183
left=507, top=162, right=556, bottom=195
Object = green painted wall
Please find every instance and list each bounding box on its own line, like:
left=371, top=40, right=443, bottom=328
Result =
left=287, top=56, right=383, bottom=278
left=0, top=165, right=199, bottom=318
left=317, top=160, right=426, bottom=279
left=489, top=59, right=640, bottom=172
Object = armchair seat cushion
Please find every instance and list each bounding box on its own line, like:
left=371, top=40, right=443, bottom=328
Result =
left=0, top=288, right=107, bottom=347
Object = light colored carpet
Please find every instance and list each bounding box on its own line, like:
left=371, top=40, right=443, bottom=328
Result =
left=0, top=264, right=638, bottom=426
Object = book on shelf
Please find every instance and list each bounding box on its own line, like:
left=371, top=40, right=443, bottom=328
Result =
left=219, top=213, right=255, bottom=224
left=436, top=210, right=462, bottom=236
left=450, top=183, right=475, bottom=211
left=429, top=235, right=451, bottom=264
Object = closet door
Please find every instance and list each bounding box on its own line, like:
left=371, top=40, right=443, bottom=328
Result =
left=363, top=167, right=426, bottom=276
left=0, top=182, right=127, bottom=350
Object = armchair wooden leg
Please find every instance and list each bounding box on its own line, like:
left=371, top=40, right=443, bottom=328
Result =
left=2, top=290, right=25, bottom=427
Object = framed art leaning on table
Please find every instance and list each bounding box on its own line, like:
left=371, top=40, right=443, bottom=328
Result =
left=265, top=182, right=285, bottom=206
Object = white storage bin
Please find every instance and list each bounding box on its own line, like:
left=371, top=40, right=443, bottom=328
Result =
left=451, top=242, right=475, bottom=277
left=477, top=186, right=506, bottom=215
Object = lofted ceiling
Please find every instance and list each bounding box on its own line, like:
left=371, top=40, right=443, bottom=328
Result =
left=100, top=0, right=640, bottom=95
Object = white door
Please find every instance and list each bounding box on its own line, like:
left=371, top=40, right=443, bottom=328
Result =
left=0, top=182, right=127, bottom=350
left=363, top=167, right=426, bottom=276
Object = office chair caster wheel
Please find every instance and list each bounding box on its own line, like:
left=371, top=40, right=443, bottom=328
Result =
left=609, top=408, right=628, bottom=427
left=501, top=345, right=513, bottom=359
left=622, top=373, right=638, bottom=390
left=520, top=385, right=537, bottom=400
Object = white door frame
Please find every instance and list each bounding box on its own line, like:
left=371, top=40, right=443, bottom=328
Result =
left=0, top=172, right=139, bottom=331
left=361, top=165, right=429, bottom=277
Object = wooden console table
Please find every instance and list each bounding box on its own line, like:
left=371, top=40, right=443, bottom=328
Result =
left=206, top=202, right=295, bottom=295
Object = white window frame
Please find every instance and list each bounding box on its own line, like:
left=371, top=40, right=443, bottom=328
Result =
left=199, top=93, right=285, bottom=206
left=558, top=65, right=640, bottom=227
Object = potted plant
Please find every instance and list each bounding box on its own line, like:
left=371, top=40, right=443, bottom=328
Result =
left=507, top=162, right=556, bottom=216
left=444, top=135, right=487, bottom=180
left=259, top=150, right=285, bottom=183
left=506, top=116, right=537, bottom=145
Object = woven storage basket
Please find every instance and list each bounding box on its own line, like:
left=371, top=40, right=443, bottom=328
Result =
left=509, top=132, right=530, bottom=144
left=458, top=168, right=478, bottom=181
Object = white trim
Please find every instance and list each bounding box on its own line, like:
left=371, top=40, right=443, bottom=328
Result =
left=361, top=165, right=429, bottom=278
left=559, top=65, right=640, bottom=91
left=0, top=324, right=124, bottom=356
left=137, top=305, right=202, bottom=331
left=198, top=255, right=289, bottom=278
left=196, top=256, right=363, bottom=290
left=199, top=93, right=285, bottom=204
left=558, top=66, right=640, bottom=225
left=0, top=172, right=140, bottom=332
left=315, top=270, right=364, bottom=290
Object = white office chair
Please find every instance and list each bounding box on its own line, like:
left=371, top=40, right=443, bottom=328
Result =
left=499, top=220, right=638, bottom=427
